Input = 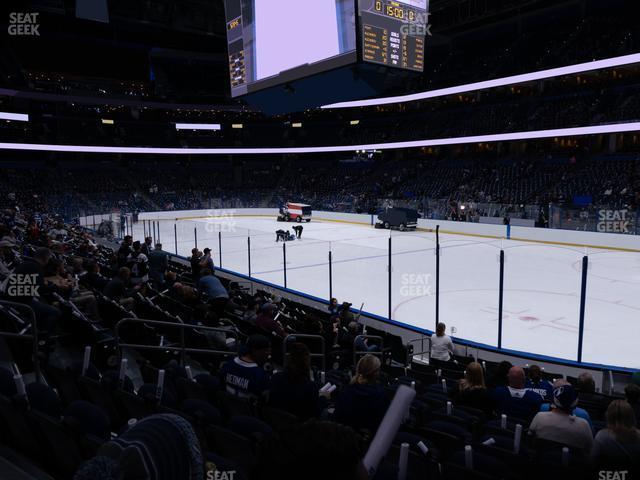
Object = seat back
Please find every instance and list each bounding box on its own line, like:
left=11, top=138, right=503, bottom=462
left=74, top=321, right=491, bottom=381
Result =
left=29, top=411, right=85, bottom=476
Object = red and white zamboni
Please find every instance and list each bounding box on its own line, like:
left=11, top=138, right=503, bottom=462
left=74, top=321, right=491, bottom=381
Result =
left=277, top=202, right=312, bottom=223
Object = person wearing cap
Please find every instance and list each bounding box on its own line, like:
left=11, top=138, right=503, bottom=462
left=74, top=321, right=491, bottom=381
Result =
left=538, top=378, right=594, bottom=431
left=219, top=334, right=271, bottom=400
left=529, top=381, right=593, bottom=452
left=74, top=413, right=203, bottom=480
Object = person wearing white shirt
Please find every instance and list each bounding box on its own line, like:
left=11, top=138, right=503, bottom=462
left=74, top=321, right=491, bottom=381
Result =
left=430, top=322, right=455, bottom=361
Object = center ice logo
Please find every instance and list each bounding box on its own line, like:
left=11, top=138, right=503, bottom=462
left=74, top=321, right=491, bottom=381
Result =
left=597, top=209, right=630, bottom=233
left=204, top=209, right=238, bottom=233
left=400, top=273, right=432, bottom=297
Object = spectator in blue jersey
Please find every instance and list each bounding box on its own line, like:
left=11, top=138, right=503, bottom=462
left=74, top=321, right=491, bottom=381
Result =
left=333, top=354, right=388, bottom=433
left=525, top=365, right=554, bottom=402
left=219, top=334, right=271, bottom=400
left=492, top=366, right=543, bottom=423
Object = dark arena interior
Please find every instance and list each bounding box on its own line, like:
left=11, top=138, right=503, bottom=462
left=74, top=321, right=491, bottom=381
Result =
left=1, top=0, right=640, bottom=479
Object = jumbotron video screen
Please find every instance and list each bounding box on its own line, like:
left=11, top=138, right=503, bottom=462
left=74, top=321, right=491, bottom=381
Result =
left=359, top=0, right=428, bottom=71
left=224, top=0, right=357, bottom=97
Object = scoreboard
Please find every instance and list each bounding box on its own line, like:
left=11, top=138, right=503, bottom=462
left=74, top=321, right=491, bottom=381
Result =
left=223, top=0, right=429, bottom=99
left=359, top=0, right=427, bottom=72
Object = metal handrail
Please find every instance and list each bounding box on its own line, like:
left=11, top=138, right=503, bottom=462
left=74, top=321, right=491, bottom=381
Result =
left=115, top=317, right=239, bottom=365
left=408, top=336, right=432, bottom=363
left=0, top=300, right=41, bottom=382
left=353, top=335, right=384, bottom=365
left=282, top=334, right=326, bottom=372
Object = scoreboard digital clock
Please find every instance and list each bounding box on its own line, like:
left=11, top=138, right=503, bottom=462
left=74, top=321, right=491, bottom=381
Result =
left=374, top=0, right=419, bottom=21
left=359, top=0, right=428, bottom=72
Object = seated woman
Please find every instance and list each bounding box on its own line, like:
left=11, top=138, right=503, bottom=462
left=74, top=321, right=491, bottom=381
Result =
left=269, top=342, right=328, bottom=420
left=591, top=400, right=640, bottom=474
left=452, top=361, right=493, bottom=416
left=333, top=355, right=388, bottom=433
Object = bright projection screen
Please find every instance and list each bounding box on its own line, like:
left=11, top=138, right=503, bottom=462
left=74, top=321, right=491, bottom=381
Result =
left=224, top=0, right=357, bottom=97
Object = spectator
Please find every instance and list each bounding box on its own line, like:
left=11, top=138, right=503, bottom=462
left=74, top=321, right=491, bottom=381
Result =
left=242, top=299, right=259, bottom=324
left=80, top=261, right=109, bottom=291
left=116, top=235, right=133, bottom=267
left=256, top=302, right=286, bottom=339
left=269, top=342, right=328, bottom=420
left=74, top=414, right=203, bottom=480
left=127, top=241, right=149, bottom=284
left=219, top=334, right=271, bottom=400
left=328, top=297, right=339, bottom=315
left=196, top=268, right=228, bottom=318
left=141, top=236, right=153, bottom=256
left=492, top=366, right=543, bottom=422
left=201, top=248, right=214, bottom=271
left=148, top=243, right=169, bottom=288
left=591, top=400, right=640, bottom=474
left=430, top=322, right=454, bottom=361
left=577, top=372, right=610, bottom=419
left=333, top=354, right=388, bottom=433
left=453, top=361, right=493, bottom=416
left=255, top=420, right=367, bottom=480
left=538, top=379, right=593, bottom=431
left=625, top=384, right=640, bottom=427
left=529, top=383, right=593, bottom=452
left=103, top=267, right=136, bottom=310
left=526, top=365, right=554, bottom=402
left=189, top=248, right=205, bottom=280
left=489, top=360, right=513, bottom=388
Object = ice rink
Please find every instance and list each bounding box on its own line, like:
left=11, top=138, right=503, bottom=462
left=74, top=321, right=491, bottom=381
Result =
left=134, top=216, right=640, bottom=369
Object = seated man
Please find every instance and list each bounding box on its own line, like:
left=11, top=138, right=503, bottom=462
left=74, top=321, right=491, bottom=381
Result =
left=255, top=303, right=286, bottom=338
left=525, top=364, right=554, bottom=402
left=529, top=383, right=593, bottom=453
left=492, top=366, right=543, bottom=422
left=219, top=334, right=271, bottom=400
